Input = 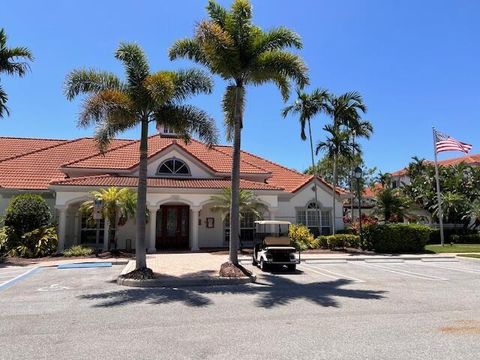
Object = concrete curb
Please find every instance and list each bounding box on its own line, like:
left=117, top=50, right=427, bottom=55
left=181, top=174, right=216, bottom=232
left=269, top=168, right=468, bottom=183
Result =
left=117, top=274, right=256, bottom=288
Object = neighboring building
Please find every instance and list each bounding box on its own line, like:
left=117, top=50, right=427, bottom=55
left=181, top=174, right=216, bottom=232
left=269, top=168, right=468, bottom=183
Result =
left=0, top=128, right=346, bottom=252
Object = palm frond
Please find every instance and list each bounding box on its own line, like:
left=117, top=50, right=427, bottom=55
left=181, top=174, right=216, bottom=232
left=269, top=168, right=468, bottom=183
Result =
left=170, top=69, right=213, bottom=101
left=143, top=71, right=175, bottom=105
left=206, top=0, right=228, bottom=27
left=0, top=28, right=33, bottom=76
left=169, top=38, right=209, bottom=67
left=64, top=69, right=123, bottom=100
left=254, top=27, right=302, bottom=54
left=253, top=50, right=309, bottom=89
left=79, top=89, right=135, bottom=128
left=153, top=103, right=218, bottom=146
left=0, top=84, right=9, bottom=118
left=115, top=43, right=150, bottom=89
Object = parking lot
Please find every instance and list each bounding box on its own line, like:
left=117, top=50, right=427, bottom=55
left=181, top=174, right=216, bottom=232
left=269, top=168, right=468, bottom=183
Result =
left=1, top=257, right=479, bottom=359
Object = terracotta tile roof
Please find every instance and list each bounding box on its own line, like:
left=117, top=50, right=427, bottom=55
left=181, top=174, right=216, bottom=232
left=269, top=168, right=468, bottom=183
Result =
left=214, top=146, right=344, bottom=195
left=390, top=153, right=480, bottom=177
left=363, top=183, right=383, bottom=197
left=214, top=146, right=311, bottom=192
left=64, top=135, right=269, bottom=175
left=0, top=138, right=133, bottom=190
left=50, top=175, right=282, bottom=190
left=0, top=136, right=67, bottom=162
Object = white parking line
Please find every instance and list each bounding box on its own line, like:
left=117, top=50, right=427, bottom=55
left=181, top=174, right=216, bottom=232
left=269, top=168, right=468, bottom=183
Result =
left=419, top=262, right=480, bottom=275
left=357, top=262, right=448, bottom=281
left=300, top=263, right=365, bottom=283
left=0, top=267, right=39, bottom=290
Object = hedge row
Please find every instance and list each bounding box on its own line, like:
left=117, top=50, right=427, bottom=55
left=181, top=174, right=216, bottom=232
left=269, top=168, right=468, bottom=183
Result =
left=450, top=233, right=480, bottom=244
left=362, top=223, right=431, bottom=253
left=318, top=234, right=360, bottom=250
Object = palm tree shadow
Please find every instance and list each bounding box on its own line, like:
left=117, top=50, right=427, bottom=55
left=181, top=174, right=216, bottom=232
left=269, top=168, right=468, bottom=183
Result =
left=79, top=275, right=387, bottom=309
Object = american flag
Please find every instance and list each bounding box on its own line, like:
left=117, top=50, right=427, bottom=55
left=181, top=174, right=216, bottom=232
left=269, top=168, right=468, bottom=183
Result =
left=434, top=130, right=472, bottom=154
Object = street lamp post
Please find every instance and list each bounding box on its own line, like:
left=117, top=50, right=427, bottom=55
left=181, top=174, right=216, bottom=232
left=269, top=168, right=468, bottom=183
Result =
left=354, top=166, right=363, bottom=243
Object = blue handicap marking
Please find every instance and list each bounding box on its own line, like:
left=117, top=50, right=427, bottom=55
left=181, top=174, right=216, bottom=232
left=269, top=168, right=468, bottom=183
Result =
left=57, top=262, right=112, bottom=269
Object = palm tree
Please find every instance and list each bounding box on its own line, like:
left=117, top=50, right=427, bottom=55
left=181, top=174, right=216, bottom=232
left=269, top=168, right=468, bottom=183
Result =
left=463, top=199, right=480, bottom=229
left=170, top=0, right=309, bottom=265
left=0, top=28, right=33, bottom=118
left=326, top=91, right=369, bottom=221
left=64, top=43, right=217, bottom=271
left=282, top=88, right=330, bottom=229
left=210, top=188, right=268, bottom=220
left=80, top=187, right=137, bottom=251
left=316, top=124, right=359, bottom=234
left=374, top=188, right=409, bottom=222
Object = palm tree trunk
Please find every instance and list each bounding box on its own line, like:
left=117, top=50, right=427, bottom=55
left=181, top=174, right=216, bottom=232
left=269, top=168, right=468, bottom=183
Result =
left=350, top=134, right=356, bottom=220
left=229, top=84, right=243, bottom=265
left=307, top=119, right=321, bottom=236
left=135, top=116, right=149, bottom=269
left=103, top=217, right=110, bottom=252
left=332, top=152, right=337, bottom=235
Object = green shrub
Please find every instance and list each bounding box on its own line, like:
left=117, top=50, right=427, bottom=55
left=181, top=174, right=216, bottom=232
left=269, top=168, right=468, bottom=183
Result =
left=450, top=233, right=480, bottom=244
left=0, top=226, right=9, bottom=255
left=318, top=234, right=360, bottom=250
left=289, top=224, right=316, bottom=250
left=63, top=245, right=95, bottom=257
left=428, top=228, right=478, bottom=244
left=7, top=225, right=57, bottom=258
left=4, top=194, right=51, bottom=237
left=362, top=223, right=431, bottom=253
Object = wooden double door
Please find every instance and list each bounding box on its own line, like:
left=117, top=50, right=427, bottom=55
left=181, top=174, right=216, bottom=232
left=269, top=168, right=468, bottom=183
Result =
left=156, top=205, right=189, bottom=249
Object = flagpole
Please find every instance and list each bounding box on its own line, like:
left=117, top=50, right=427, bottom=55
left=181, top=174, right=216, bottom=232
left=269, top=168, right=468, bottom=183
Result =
left=432, top=127, right=445, bottom=246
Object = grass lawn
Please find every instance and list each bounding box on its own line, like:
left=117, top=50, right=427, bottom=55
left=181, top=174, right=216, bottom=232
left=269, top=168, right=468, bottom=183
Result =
left=425, top=244, right=480, bottom=253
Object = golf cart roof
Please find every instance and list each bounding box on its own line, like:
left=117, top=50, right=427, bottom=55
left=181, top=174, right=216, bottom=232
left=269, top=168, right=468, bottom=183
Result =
left=254, top=220, right=291, bottom=225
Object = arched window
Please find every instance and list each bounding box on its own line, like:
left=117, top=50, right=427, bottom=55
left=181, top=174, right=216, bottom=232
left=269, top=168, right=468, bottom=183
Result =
left=296, top=201, right=332, bottom=236
left=157, top=158, right=190, bottom=176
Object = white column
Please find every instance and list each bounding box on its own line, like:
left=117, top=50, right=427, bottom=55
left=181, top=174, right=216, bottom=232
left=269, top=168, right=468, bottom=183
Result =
left=73, top=213, right=80, bottom=245
left=103, top=217, right=110, bottom=251
left=190, top=206, right=201, bottom=251
left=147, top=206, right=158, bottom=253
left=56, top=207, right=67, bottom=253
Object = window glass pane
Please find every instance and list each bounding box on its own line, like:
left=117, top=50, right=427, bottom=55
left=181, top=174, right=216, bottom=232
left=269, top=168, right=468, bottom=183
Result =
left=296, top=210, right=306, bottom=225
left=321, top=211, right=331, bottom=226
left=307, top=210, right=320, bottom=227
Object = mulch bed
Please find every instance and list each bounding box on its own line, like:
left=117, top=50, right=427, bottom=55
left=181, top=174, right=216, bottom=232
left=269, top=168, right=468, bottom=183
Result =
left=219, top=262, right=252, bottom=278
left=120, top=267, right=155, bottom=280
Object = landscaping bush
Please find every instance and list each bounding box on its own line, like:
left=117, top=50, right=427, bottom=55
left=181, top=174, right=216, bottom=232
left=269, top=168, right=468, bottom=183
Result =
left=362, top=223, right=431, bottom=253
left=7, top=225, right=57, bottom=258
left=289, top=224, right=317, bottom=250
left=4, top=194, right=52, bottom=237
left=63, top=245, right=95, bottom=257
left=318, top=234, right=360, bottom=250
left=450, top=233, right=480, bottom=244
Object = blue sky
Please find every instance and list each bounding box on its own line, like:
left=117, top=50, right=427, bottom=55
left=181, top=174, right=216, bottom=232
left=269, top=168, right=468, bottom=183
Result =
left=1, top=0, right=479, bottom=174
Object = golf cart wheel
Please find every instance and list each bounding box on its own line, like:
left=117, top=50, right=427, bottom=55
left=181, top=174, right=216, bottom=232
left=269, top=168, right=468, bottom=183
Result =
left=260, top=259, right=269, bottom=271
left=287, top=264, right=296, bottom=272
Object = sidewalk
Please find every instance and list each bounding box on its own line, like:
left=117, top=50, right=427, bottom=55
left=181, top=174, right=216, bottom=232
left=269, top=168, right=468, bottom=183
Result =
left=118, top=253, right=255, bottom=287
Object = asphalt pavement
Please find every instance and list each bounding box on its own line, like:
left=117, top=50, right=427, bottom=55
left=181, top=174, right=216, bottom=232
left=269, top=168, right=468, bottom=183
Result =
left=0, top=258, right=479, bottom=359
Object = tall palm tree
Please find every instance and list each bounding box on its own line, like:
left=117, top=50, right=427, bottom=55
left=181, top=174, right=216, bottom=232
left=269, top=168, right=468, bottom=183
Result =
left=170, top=0, right=309, bottom=265
left=80, top=187, right=137, bottom=251
left=64, top=43, right=217, bottom=271
left=0, top=28, right=33, bottom=118
left=316, top=124, right=359, bottom=234
left=282, top=88, right=329, bottom=233
left=327, top=91, right=370, bottom=220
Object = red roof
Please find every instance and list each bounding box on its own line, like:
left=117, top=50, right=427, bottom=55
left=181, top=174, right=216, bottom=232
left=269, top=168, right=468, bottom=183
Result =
left=63, top=135, right=268, bottom=175
left=390, top=153, right=480, bottom=177
left=50, top=175, right=282, bottom=190
left=0, top=138, right=133, bottom=190
left=0, top=134, right=338, bottom=193
left=0, top=136, right=67, bottom=162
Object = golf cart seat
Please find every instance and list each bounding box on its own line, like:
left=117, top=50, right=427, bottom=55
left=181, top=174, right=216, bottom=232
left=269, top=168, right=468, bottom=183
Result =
left=263, top=236, right=291, bottom=246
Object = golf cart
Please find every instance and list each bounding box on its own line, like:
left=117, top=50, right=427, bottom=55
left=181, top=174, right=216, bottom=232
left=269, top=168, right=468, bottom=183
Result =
left=252, top=220, right=300, bottom=272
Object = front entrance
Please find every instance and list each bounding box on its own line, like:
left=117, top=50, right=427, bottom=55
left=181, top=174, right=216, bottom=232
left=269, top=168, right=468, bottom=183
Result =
left=156, top=205, right=189, bottom=249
